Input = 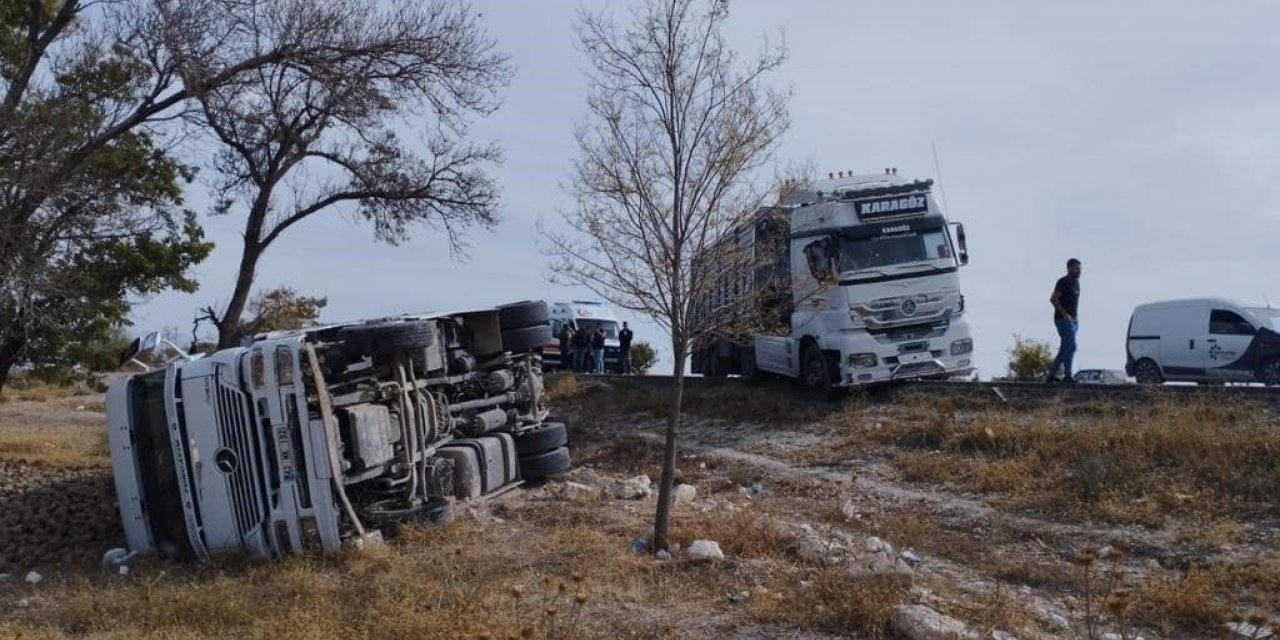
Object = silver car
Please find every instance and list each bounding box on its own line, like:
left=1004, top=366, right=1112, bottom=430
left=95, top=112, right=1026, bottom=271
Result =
left=1073, top=369, right=1130, bottom=385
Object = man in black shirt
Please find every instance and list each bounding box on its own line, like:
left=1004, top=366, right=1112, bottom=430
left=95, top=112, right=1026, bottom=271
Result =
left=1046, top=258, right=1082, bottom=383
left=618, top=322, right=634, bottom=374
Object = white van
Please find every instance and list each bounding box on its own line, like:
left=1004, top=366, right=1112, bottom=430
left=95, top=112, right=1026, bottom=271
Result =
left=1125, top=298, right=1280, bottom=385
left=542, top=301, right=625, bottom=373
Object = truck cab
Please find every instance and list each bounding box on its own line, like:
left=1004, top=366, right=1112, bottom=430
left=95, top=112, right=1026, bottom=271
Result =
left=107, top=301, right=570, bottom=559
left=693, top=169, right=974, bottom=390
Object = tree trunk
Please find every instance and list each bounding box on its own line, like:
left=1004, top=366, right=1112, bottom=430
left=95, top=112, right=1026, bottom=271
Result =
left=216, top=240, right=263, bottom=349
left=0, top=334, right=28, bottom=392
left=652, top=345, right=686, bottom=553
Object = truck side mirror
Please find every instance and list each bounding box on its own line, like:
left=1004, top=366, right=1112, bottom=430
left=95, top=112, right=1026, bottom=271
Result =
left=950, top=222, right=969, bottom=266
left=803, top=238, right=834, bottom=281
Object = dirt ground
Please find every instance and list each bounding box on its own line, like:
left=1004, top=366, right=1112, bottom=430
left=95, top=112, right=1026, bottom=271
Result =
left=1, top=378, right=1277, bottom=639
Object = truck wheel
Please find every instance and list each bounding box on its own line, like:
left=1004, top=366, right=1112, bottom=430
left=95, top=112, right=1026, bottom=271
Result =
left=361, top=497, right=453, bottom=532
left=515, top=422, right=568, bottom=456
left=519, top=446, right=572, bottom=480
left=1134, top=359, right=1163, bottom=385
left=499, top=300, right=549, bottom=330
left=738, top=347, right=762, bottom=384
left=1259, top=359, right=1280, bottom=386
left=502, top=324, right=552, bottom=352
left=340, top=320, right=434, bottom=355
left=802, top=344, right=832, bottom=390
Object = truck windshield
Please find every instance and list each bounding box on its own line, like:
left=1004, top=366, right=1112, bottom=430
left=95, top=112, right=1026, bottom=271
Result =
left=838, top=224, right=953, bottom=272
left=130, top=370, right=194, bottom=557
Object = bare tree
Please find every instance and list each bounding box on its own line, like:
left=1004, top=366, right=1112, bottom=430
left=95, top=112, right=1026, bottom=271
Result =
left=193, top=0, right=510, bottom=348
left=546, top=0, right=789, bottom=552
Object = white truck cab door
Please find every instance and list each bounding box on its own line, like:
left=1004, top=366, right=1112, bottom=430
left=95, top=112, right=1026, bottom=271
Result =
left=1204, top=308, right=1257, bottom=381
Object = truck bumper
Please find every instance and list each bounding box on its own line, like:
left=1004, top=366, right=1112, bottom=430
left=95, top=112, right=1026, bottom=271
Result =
left=829, top=319, right=975, bottom=386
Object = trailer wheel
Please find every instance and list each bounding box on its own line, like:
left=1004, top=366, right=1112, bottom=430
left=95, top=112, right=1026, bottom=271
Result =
left=361, top=497, right=453, bottom=533
left=515, top=422, right=568, bottom=456
left=519, top=446, right=572, bottom=480
left=1260, top=358, right=1280, bottom=386
left=1133, top=358, right=1163, bottom=385
left=738, top=346, right=762, bottom=384
left=498, top=300, right=549, bottom=330
left=340, top=320, right=434, bottom=355
left=502, top=324, right=553, bottom=352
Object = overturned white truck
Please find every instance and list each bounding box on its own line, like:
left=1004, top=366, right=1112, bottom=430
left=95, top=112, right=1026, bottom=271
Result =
left=106, top=301, right=568, bottom=560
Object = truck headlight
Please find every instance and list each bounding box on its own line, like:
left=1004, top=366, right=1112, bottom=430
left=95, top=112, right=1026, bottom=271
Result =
left=275, top=346, right=295, bottom=386
left=848, top=309, right=867, bottom=328
left=950, top=339, right=973, bottom=356
left=250, top=349, right=266, bottom=389
left=847, top=353, right=878, bottom=368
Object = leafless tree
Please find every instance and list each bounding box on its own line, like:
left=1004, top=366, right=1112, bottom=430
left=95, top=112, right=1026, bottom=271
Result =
left=545, top=0, right=789, bottom=552
left=191, top=0, right=511, bottom=348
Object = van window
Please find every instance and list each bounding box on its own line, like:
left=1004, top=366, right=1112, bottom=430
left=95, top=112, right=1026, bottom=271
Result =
left=1209, top=309, right=1255, bottom=335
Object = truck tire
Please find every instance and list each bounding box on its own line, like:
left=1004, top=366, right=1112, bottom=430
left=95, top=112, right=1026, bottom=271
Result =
left=738, top=346, right=762, bottom=384
left=515, top=422, right=568, bottom=456
left=361, top=497, right=453, bottom=532
left=340, top=321, right=434, bottom=355
left=519, top=446, right=572, bottom=480
left=499, top=300, right=549, bottom=330
left=1133, top=359, right=1163, bottom=385
left=502, top=324, right=552, bottom=352
left=802, top=343, right=841, bottom=399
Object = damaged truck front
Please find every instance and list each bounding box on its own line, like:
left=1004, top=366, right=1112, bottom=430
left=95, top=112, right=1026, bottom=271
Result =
left=106, top=301, right=569, bottom=560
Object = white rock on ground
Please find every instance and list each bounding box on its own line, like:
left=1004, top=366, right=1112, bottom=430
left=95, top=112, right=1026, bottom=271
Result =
left=890, top=604, right=977, bottom=640
left=25, top=571, right=41, bottom=585
left=686, top=539, right=724, bottom=561
left=608, top=475, right=652, bottom=500
left=556, top=481, right=602, bottom=502
left=1228, top=622, right=1274, bottom=639
left=673, top=483, right=697, bottom=503
left=866, top=536, right=893, bottom=555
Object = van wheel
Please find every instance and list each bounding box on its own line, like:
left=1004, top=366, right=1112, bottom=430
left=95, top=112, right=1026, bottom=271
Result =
left=1134, top=359, right=1163, bottom=385
left=1260, top=359, right=1280, bottom=386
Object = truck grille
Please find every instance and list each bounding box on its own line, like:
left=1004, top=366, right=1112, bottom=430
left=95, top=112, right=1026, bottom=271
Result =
left=215, top=383, right=265, bottom=541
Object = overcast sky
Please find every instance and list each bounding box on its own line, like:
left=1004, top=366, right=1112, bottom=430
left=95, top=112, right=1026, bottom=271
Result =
left=132, top=0, right=1280, bottom=379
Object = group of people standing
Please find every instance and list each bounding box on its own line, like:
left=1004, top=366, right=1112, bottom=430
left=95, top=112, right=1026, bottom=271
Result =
left=556, top=321, right=635, bottom=375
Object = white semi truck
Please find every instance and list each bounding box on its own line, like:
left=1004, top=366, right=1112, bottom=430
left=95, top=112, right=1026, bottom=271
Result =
left=691, top=169, right=975, bottom=391
left=106, top=301, right=569, bottom=560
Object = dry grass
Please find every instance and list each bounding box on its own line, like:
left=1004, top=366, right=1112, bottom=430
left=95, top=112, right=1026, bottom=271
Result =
left=869, top=395, right=1280, bottom=524
left=0, top=376, right=96, bottom=404
left=748, top=566, right=907, bottom=637
left=0, top=401, right=111, bottom=468
left=0, top=512, right=739, bottom=640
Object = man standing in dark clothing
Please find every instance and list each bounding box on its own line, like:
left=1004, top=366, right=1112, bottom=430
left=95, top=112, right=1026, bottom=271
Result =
left=1046, top=258, right=1082, bottom=383
left=558, top=324, right=575, bottom=371
left=572, top=324, right=590, bottom=373
left=618, top=322, right=634, bottom=375
left=590, top=327, right=606, bottom=374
